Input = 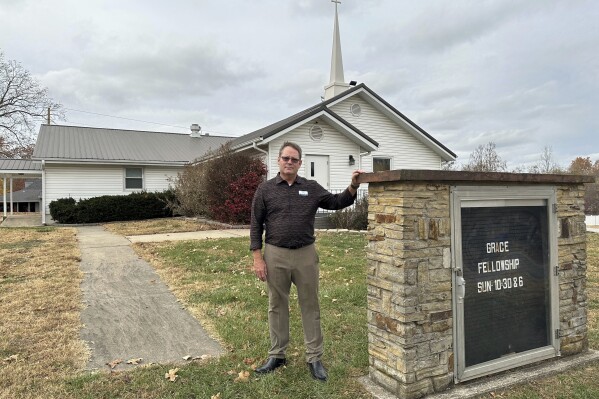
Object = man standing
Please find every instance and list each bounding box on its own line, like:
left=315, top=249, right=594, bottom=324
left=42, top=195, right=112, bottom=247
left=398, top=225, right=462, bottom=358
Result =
left=250, top=141, right=364, bottom=381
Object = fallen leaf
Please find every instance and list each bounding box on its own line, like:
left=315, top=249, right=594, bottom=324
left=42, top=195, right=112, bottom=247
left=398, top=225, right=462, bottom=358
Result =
left=126, top=358, right=143, bottom=365
left=234, top=370, right=250, bottom=383
left=243, top=357, right=254, bottom=365
left=165, top=368, right=179, bottom=382
left=211, top=393, right=221, bottom=399
left=106, top=359, right=122, bottom=369
left=226, top=369, right=237, bottom=375
left=3, top=354, right=17, bottom=362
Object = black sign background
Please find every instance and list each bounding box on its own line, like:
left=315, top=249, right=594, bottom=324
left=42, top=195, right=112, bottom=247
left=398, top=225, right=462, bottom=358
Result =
left=461, top=206, right=550, bottom=367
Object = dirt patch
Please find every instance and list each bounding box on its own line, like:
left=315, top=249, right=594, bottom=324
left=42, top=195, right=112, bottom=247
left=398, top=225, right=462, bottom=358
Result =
left=103, top=218, right=215, bottom=236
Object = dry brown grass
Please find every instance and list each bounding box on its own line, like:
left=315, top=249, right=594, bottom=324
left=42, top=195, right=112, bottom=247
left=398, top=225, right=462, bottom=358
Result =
left=0, top=227, right=88, bottom=399
left=103, top=218, right=215, bottom=236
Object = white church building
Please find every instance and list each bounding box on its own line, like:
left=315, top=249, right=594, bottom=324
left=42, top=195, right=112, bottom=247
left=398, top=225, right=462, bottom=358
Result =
left=1, top=2, right=455, bottom=224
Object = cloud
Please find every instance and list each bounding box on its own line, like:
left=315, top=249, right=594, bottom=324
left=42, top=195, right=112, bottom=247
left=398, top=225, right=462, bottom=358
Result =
left=367, top=0, right=560, bottom=55
left=42, top=39, right=264, bottom=109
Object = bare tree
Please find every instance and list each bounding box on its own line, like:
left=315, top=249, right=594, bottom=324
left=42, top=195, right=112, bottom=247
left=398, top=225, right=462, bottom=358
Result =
left=463, top=142, right=507, bottom=172
left=0, top=51, right=64, bottom=158
left=528, top=146, right=563, bottom=174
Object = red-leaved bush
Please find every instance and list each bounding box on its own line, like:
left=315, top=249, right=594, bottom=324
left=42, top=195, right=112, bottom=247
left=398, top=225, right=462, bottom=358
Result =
left=210, top=160, right=267, bottom=224
left=173, top=144, right=267, bottom=224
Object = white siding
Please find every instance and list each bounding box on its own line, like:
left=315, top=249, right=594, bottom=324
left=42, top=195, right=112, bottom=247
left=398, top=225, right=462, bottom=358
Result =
left=329, top=97, right=443, bottom=171
left=43, top=164, right=181, bottom=220
left=268, top=120, right=360, bottom=191
left=145, top=167, right=180, bottom=191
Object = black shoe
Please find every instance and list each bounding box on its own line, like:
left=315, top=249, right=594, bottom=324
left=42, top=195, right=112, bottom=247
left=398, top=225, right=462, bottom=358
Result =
left=307, top=360, right=328, bottom=381
left=255, top=357, right=287, bottom=374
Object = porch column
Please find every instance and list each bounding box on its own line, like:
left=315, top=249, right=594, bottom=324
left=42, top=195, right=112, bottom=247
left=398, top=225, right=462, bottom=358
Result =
left=41, top=163, right=46, bottom=225
left=9, top=176, right=13, bottom=215
left=2, top=175, right=6, bottom=217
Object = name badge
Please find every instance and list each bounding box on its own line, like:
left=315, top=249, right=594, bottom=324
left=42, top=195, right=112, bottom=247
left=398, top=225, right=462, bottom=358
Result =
left=299, top=190, right=308, bottom=196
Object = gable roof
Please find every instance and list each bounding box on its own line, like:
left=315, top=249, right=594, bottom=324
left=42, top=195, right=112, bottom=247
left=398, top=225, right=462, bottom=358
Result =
left=228, top=104, right=379, bottom=152
left=33, top=125, right=232, bottom=165
left=228, top=83, right=456, bottom=161
left=328, top=84, right=456, bottom=160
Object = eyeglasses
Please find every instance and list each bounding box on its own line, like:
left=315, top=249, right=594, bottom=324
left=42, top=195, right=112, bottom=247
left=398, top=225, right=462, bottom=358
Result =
left=280, top=156, right=301, bottom=164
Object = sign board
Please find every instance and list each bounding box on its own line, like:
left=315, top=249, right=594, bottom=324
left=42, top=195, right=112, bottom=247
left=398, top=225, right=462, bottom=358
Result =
left=461, top=206, right=550, bottom=367
left=451, top=186, right=559, bottom=382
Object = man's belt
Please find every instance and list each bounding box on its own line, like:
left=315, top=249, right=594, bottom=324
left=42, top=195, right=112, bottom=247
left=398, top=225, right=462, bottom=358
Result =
left=278, top=242, right=310, bottom=250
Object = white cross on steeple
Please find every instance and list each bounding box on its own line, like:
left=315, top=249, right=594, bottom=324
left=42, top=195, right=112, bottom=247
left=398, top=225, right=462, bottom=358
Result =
left=324, top=0, right=350, bottom=100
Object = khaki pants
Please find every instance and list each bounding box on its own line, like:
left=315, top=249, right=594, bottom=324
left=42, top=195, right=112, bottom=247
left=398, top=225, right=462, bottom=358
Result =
left=263, top=243, right=322, bottom=363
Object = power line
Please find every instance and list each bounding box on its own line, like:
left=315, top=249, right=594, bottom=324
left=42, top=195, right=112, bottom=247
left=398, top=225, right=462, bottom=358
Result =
left=44, top=107, right=239, bottom=137
left=63, top=108, right=190, bottom=131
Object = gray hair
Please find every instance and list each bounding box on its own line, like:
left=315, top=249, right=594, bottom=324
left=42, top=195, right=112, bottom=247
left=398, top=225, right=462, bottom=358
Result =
left=278, top=141, right=302, bottom=159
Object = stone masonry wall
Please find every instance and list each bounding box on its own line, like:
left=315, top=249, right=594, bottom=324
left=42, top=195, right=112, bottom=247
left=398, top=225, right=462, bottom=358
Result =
left=366, top=181, right=453, bottom=399
left=556, top=184, right=588, bottom=355
left=366, top=180, right=588, bottom=399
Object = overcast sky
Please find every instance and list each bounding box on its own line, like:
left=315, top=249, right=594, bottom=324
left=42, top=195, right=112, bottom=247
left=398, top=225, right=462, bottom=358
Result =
left=1, top=0, right=598, bottom=169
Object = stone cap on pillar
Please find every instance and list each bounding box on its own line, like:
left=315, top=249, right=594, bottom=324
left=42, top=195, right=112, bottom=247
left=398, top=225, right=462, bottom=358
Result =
left=357, top=169, right=595, bottom=185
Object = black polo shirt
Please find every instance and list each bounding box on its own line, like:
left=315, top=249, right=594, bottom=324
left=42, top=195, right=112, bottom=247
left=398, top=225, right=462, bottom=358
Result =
left=250, top=173, right=356, bottom=250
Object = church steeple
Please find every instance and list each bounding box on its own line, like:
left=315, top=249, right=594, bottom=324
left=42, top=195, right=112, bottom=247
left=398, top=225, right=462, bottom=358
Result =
left=323, top=0, right=350, bottom=100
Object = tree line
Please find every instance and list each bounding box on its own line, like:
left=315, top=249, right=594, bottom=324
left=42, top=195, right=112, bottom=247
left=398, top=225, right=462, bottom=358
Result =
left=445, top=142, right=599, bottom=214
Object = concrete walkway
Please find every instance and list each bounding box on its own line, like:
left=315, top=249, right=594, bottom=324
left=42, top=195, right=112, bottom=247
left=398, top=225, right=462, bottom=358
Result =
left=77, top=226, right=224, bottom=370
left=0, top=214, right=42, bottom=227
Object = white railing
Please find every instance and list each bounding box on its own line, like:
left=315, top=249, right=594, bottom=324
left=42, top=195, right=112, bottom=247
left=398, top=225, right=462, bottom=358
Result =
left=585, top=215, right=599, bottom=226
left=316, top=188, right=368, bottom=214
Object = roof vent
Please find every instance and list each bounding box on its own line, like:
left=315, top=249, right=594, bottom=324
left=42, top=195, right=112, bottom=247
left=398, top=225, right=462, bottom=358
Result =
left=190, top=123, right=202, bottom=137
left=309, top=125, right=324, bottom=141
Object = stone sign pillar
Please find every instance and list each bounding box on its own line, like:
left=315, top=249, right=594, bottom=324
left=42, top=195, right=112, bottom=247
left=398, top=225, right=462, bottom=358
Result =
left=358, top=170, right=593, bottom=399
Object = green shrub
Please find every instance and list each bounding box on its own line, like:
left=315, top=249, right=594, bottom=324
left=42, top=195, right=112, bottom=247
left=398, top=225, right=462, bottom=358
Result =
left=48, top=197, right=77, bottom=224
left=49, top=191, right=173, bottom=224
left=329, top=194, right=368, bottom=230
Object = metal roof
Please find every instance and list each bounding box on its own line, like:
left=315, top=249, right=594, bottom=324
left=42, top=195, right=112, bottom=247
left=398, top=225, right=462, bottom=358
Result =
left=33, top=125, right=233, bottom=164
left=0, top=158, right=42, bottom=172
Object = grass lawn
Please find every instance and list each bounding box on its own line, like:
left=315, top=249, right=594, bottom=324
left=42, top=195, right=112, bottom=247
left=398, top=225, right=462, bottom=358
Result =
left=65, top=232, right=372, bottom=399
left=1, top=226, right=598, bottom=398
